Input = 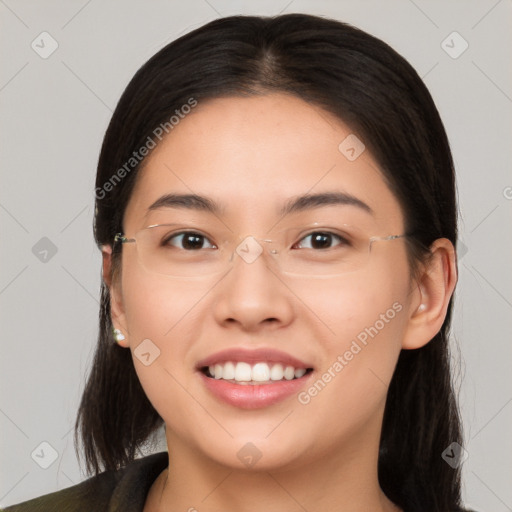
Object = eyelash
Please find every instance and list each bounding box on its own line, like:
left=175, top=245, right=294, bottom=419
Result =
left=162, top=231, right=217, bottom=250
left=294, top=232, right=350, bottom=250
left=162, top=230, right=351, bottom=250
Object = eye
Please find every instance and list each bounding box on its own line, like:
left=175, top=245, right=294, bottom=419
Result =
left=164, top=231, right=217, bottom=250
left=294, top=231, right=350, bottom=250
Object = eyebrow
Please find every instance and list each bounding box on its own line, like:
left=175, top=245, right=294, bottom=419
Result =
left=147, top=191, right=373, bottom=217
left=279, top=192, right=373, bottom=217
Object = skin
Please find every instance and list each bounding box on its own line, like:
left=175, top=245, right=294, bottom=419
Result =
left=102, top=93, right=457, bottom=512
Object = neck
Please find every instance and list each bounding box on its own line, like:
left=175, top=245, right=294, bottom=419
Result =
left=145, top=422, right=401, bottom=512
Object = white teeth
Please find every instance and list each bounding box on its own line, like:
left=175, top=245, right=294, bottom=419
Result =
left=270, top=363, right=284, bottom=381
left=252, top=363, right=270, bottom=382
left=284, top=366, right=295, bottom=380
left=234, top=362, right=252, bottom=381
left=207, top=361, right=308, bottom=382
left=222, top=361, right=236, bottom=380
left=294, top=368, right=307, bottom=378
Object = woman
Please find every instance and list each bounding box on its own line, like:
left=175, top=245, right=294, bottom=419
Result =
left=4, top=13, right=471, bottom=512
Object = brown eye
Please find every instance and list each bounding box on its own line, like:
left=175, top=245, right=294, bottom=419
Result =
left=294, top=232, right=349, bottom=250
left=164, top=232, right=216, bottom=250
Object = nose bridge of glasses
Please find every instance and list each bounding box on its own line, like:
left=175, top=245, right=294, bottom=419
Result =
left=231, top=235, right=278, bottom=267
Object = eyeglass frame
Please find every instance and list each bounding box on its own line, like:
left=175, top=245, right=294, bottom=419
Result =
left=113, top=222, right=411, bottom=279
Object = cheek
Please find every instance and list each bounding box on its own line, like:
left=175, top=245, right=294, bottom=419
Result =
left=121, top=260, right=209, bottom=344
left=309, top=268, right=403, bottom=349
left=119, top=266, right=208, bottom=431
left=119, top=261, right=201, bottom=376
left=299, top=267, right=408, bottom=349
left=294, top=269, right=409, bottom=434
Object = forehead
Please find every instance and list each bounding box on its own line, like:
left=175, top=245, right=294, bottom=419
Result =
left=124, top=94, right=404, bottom=231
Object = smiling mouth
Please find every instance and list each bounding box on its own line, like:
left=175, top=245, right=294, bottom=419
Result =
left=201, top=361, right=314, bottom=385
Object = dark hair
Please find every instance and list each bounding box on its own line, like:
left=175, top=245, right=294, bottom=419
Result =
left=75, top=13, right=466, bottom=512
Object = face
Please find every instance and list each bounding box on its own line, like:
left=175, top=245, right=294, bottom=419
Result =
left=109, top=93, right=417, bottom=472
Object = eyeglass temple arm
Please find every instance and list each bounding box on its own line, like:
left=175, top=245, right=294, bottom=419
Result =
left=114, top=233, right=136, bottom=244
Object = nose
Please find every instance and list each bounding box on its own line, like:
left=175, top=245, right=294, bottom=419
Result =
left=211, top=240, right=295, bottom=332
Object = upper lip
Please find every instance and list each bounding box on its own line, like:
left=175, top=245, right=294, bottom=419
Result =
left=196, top=348, right=313, bottom=370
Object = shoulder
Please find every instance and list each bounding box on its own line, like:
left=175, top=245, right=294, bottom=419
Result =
left=1, top=452, right=168, bottom=512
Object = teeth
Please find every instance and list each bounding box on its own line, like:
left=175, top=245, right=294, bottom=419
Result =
left=252, top=362, right=270, bottom=382
left=223, top=361, right=236, bottom=380
left=207, top=361, right=308, bottom=382
left=270, top=363, right=284, bottom=381
left=294, top=368, right=307, bottom=378
left=234, top=362, right=252, bottom=382
left=214, top=364, right=223, bottom=380
left=284, top=366, right=295, bottom=380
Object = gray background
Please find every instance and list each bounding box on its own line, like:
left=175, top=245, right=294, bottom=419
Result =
left=1, top=0, right=511, bottom=510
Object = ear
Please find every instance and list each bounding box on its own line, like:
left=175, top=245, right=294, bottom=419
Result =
left=102, top=245, right=129, bottom=348
left=401, top=238, right=458, bottom=350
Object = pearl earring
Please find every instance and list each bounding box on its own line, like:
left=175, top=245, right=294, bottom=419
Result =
left=417, top=304, right=426, bottom=312
left=113, top=328, right=126, bottom=344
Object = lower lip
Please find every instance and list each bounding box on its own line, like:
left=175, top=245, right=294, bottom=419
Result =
left=199, top=372, right=312, bottom=409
